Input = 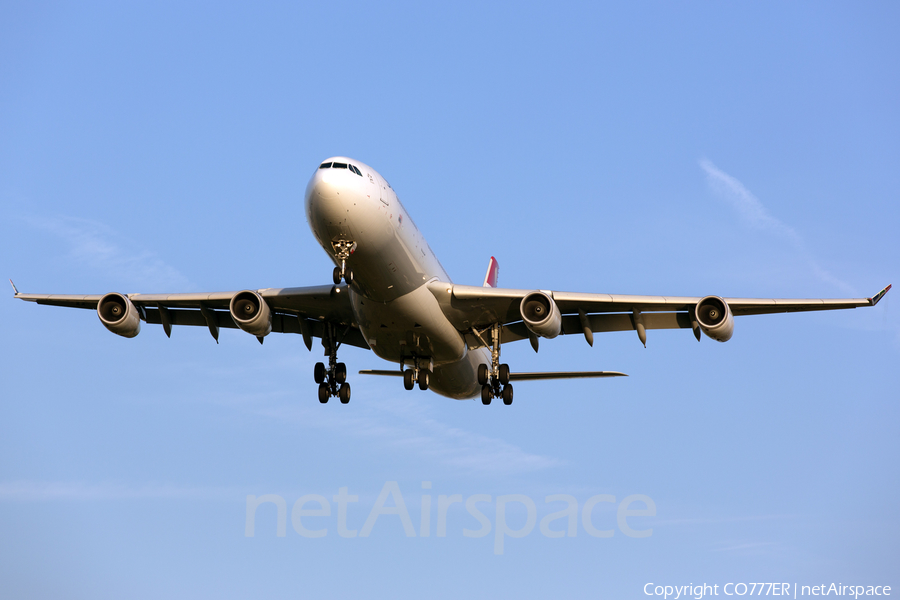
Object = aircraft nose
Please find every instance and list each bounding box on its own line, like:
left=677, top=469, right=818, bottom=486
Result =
left=310, top=171, right=340, bottom=201
left=305, top=167, right=360, bottom=227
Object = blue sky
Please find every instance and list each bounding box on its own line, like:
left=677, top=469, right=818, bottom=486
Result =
left=1, top=2, right=897, bottom=598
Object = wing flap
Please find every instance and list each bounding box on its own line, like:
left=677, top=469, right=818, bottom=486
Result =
left=141, top=306, right=369, bottom=349
left=491, top=313, right=692, bottom=346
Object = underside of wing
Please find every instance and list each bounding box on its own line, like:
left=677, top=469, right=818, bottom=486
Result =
left=427, top=281, right=891, bottom=348
left=13, top=284, right=369, bottom=349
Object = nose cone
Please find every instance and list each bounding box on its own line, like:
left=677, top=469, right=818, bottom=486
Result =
left=306, top=167, right=342, bottom=203
left=305, top=158, right=371, bottom=209
left=305, top=157, right=376, bottom=248
left=306, top=165, right=352, bottom=222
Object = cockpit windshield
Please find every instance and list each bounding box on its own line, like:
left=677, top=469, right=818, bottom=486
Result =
left=319, top=161, right=363, bottom=176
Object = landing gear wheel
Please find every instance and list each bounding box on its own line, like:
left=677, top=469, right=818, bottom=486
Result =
left=314, top=362, right=326, bottom=384
left=477, top=364, right=489, bottom=386
left=481, top=384, right=492, bottom=405
left=502, top=384, right=513, bottom=405
left=417, top=369, right=430, bottom=391
left=339, top=383, right=351, bottom=404
left=344, top=269, right=353, bottom=285
left=403, top=369, right=415, bottom=391
left=335, top=362, right=347, bottom=384
left=318, top=383, right=330, bottom=403
left=333, top=267, right=342, bottom=285
left=498, top=364, right=510, bottom=385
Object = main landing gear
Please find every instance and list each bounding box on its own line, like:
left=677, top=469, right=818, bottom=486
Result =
left=314, top=323, right=351, bottom=404
left=331, top=240, right=356, bottom=285
left=474, top=323, right=513, bottom=406
left=401, top=356, right=432, bottom=392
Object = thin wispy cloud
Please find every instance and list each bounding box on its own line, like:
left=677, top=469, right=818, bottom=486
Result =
left=21, top=214, right=193, bottom=292
left=655, top=513, right=795, bottom=527
left=699, top=159, right=858, bottom=296
left=256, top=396, right=562, bottom=475
left=712, top=541, right=778, bottom=554
left=0, top=480, right=232, bottom=502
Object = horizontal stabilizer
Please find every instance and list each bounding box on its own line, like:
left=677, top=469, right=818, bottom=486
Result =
left=359, top=369, right=404, bottom=377
left=358, top=369, right=627, bottom=380
left=509, top=371, right=627, bottom=380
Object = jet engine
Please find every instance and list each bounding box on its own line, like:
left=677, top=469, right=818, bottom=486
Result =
left=97, top=292, right=142, bottom=338
left=230, top=290, right=272, bottom=337
left=695, top=295, right=734, bottom=342
left=520, top=291, right=561, bottom=339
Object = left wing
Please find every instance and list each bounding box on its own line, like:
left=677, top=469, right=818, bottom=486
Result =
left=12, top=284, right=369, bottom=349
left=427, top=281, right=892, bottom=347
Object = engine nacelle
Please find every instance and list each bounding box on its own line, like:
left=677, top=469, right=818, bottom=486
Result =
left=695, top=295, right=734, bottom=342
left=97, top=293, right=141, bottom=338
left=230, top=290, right=272, bottom=337
left=520, top=291, right=561, bottom=339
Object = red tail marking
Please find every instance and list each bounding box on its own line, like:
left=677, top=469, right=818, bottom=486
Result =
left=483, top=256, right=499, bottom=288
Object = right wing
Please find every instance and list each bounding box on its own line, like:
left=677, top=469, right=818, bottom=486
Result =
left=427, top=280, right=891, bottom=346
left=13, top=284, right=370, bottom=349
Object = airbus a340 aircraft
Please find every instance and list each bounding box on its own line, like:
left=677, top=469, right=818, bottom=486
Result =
left=13, top=157, right=891, bottom=405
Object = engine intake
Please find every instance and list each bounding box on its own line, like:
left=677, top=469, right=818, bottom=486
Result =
left=520, top=291, right=561, bottom=339
left=695, top=295, right=734, bottom=342
left=97, top=292, right=141, bottom=338
left=230, top=290, right=272, bottom=337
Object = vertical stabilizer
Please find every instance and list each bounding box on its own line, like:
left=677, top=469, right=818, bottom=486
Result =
left=482, top=256, right=499, bottom=288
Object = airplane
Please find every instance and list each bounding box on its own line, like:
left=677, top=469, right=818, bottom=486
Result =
left=12, top=156, right=891, bottom=405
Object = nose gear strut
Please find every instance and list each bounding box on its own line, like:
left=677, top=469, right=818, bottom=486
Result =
left=331, top=240, right=357, bottom=285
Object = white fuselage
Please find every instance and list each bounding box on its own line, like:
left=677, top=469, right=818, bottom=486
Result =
left=304, top=157, right=490, bottom=399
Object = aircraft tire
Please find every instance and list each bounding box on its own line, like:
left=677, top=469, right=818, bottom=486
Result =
left=333, top=267, right=342, bottom=285
left=403, top=370, right=415, bottom=391
left=339, top=383, right=351, bottom=404
left=318, top=383, right=330, bottom=403
left=481, top=384, right=492, bottom=405
left=502, top=384, right=513, bottom=405
left=314, top=362, right=326, bottom=384
left=335, top=362, right=347, bottom=384
left=498, top=364, right=510, bottom=385
left=477, top=364, right=488, bottom=385
left=417, top=369, right=430, bottom=391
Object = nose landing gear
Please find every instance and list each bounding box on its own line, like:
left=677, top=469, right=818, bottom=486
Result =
left=314, top=323, right=351, bottom=404
left=331, top=240, right=357, bottom=285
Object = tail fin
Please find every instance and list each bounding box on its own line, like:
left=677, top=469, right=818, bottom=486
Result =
left=482, top=256, right=499, bottom=288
